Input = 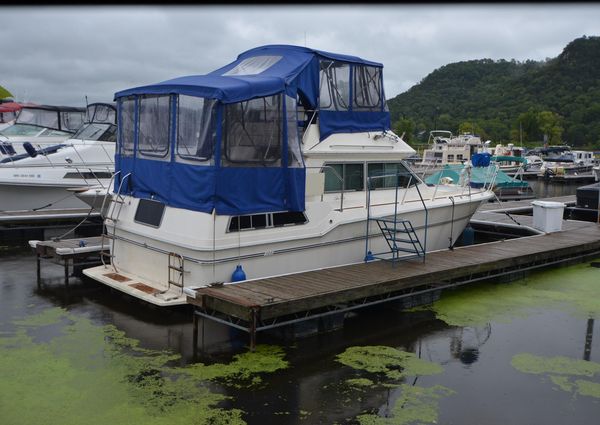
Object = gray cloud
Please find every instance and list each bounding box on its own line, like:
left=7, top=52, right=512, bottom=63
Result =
left=1, top=5, right=599, bottom=106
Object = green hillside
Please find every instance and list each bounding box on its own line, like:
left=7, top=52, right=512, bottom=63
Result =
left=387, top=35, right=600, bottom=149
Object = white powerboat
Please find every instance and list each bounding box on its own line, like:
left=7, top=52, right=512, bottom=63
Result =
left=0, top=103, right=116, bottom=212
left=415, top=131, right=485, bottom=176
left=83, top=45, right=494, bottom=306
left=0, top=104, right=86, bottom=161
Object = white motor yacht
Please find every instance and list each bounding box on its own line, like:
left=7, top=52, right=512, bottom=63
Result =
left=0, top=103, right=116, bottom=212
left=416, top=131, right=485, bottom=176
left=83, top=45, right=494, bottom=306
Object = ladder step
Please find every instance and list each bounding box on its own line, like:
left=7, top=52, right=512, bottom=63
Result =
left=385, top=237, right=418, bottom=244
left=380, top=226, right=412, bottom=233
left=168, top=280, right=183, bottom=288
left=392, top=247, right=423, bottom=254
left=169, top=265, right=184, bottom=272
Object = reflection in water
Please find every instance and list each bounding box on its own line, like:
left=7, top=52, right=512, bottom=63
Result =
left=584, top=318, right=594, bottom=361
left=449, top=324, right=491, bottom=366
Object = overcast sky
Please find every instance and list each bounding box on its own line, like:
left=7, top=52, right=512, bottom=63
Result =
left=2, top=4, right=599, bottom=107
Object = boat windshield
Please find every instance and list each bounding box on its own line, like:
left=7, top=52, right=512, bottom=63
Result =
left=72, top=122, right=117, bottom=142
left=0, top=123, right=47, bottom=136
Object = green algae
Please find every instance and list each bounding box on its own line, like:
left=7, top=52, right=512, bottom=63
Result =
left=13, top=306, right=69, bottom=326
left=337, top=345, right=451, bottom=424
left=346, top=378, right=376, bottom=388
left=550, top=375, right=574, bottom=392
left=0, top=306, right=289, bottom=425
left=512, top=352, right=600, bottom=400
left=574, top=379, right=600, bottom=398
left=336, top=346, right=443, bottom=380
left=175, top=344, right=288, bottom=388
left=511, top=353, right=600, bottom=376
left=356, top=384, right=455, bottom=425
left=427, top=260, right=600, bottom=327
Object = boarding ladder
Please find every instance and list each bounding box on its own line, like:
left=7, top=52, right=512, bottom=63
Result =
left=163, top=252, right=185, bottom=297
left=100, top=171, right=131, bottom=270
left=364, top=170, right=427, bottom=263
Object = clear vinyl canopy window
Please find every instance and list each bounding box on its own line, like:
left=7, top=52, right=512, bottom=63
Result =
left=353, top=65, right=382, bottom=111
left=222, top=94, right=283, bottom=167
left=176, top=95, right=217, bottom=163
left=138, top=95, right=171, bottom=159
left=61, top=111, right=85, bottom=132
left=16, top=108, right=59, bottom=129
left=222, top=55, right=282, bottom=76
left=118, top=97, right=136, bottom=157
left=319, top=60, right=350, bottom=111
left=88, top=104, right=116, bottom=124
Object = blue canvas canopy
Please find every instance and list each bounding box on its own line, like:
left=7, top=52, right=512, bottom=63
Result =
left=114, top=45, right=391, bottom=216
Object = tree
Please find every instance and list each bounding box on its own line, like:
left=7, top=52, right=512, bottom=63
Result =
left=537, top=110, right=563, bottom=144
left=393, top=118, right=416, bottom=143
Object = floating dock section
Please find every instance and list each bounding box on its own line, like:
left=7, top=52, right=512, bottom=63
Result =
left=188, top=195, right=600, bottom=351
left=30, top=236, right=108, bottom=287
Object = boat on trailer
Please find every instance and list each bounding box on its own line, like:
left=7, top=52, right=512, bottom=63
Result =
left=83, top=45, right=494, bottom=306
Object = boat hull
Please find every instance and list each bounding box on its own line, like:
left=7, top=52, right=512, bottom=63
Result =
left=83, top=190, right=491, bottom=306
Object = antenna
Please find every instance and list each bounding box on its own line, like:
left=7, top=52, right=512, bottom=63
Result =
left=85, top=95, right=90, bottom=122
left=304, top=31, right=307, bottom=47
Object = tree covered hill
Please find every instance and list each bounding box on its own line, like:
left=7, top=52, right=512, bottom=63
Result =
left=387, top=35, right=600, bottom=148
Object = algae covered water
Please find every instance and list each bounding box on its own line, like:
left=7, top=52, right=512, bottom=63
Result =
left=1, top=248, right=599, bottom=425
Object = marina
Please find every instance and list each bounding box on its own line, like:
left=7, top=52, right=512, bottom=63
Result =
left=2, top=10, right=600, bottom=423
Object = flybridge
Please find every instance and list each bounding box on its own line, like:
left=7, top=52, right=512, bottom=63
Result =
left=113, top=45, right=391, bottom=215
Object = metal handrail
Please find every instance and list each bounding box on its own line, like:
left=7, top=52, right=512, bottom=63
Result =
left=364, top=171, right=428, bottom=262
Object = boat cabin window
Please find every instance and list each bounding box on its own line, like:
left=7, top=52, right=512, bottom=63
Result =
left=228, top=211, right=308, bottom=232
left=134, top=198, right=166, bottom=228
left=323, top=163, right=364, bottom=192
left=222, top=94, right=282, bottom=167
left=138, top=95, right=170, bottom=159
left=119, top=97, right=136, bottom=157
left=367, top=162, right=418, bottom=189
left=177, top=95, right=217, bottom=163
left=222, top=55, right=282, bottom=76
left=353, top=66, right=382, bottom=111
left=319, top=60, right=350, bottom=111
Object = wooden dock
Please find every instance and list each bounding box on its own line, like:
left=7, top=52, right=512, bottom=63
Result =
left=188, top=195, right=600, bottom=350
